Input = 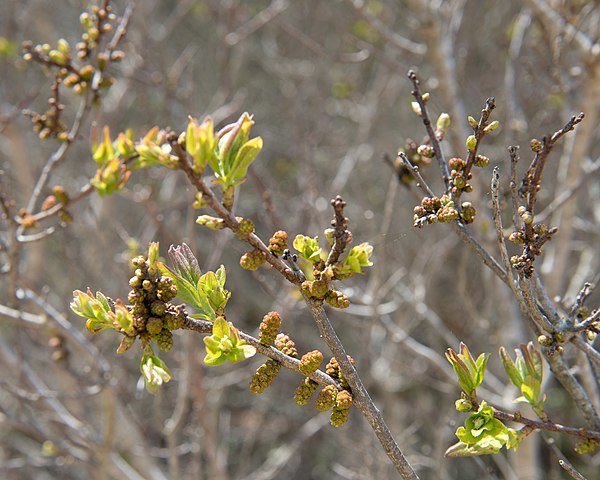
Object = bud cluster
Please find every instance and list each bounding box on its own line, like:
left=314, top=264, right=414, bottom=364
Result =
left=298, top=350, right=324, bottom=376
left=315, top=385, right=338, bottom=411
left=259, top=311, right=282, bottom=346
left=325, top=290, right=350, bottom=309
left=448, top=157, right=474, bottom=195
left=240, top=248, right=267, bottom=270
left=249, top=359, right=282, bottom=394
left=413, top=195, right=461, bottom=227
left=294, top=378, right=319, bottom=405
left=268, top=230, right=288, bottom=257
left=508, top=209, right=558, bottom=277
left=126, top=254, right=185, bottom=352
left=21, top=4, right=125, bottom=140
left=326, top=355, right=355, bottom=389
left=274, top=333, right=298, bottom=358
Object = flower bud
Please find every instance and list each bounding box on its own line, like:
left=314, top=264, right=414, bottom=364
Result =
left=335, top=390, right=353, bottom=410
left=530, top=138, right=542, bottom=153
left=299, top=350, right=324, bottom=376
left=249, top=360, right=281, bottom=394
left=294, top=378, right=318, bottom=405
left=474, top=154, right=489, bottom=167
left=146, top=316, right=164, bottom=335
left=330, top=406, right=350, bottom=427
left=315, top=385, right=338, bottom=411
left=240, top=248, right=267, bottom=270
left=268, top=230, right=288, bottom=257
left=274, top=333, right=298, bottom=358
left=259, top=311, right=282, bottom=346
left=325, top=290, right=350, bottom=309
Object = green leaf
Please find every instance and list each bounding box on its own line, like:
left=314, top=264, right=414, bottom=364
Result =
left=229, top=136, right=263, bottom=182
left=500, top=346, right=523, bottom=388
left=227, top=344, right=257, bottom=363
left=212, top=316, right=229, bottom=338
left=140, top=351, right=172, bottom=394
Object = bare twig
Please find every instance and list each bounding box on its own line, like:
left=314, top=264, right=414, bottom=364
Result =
left=559, top=459, right=588, bottom=480
left=407, top=70, right=449, bottom=190
left=397, top=152, right=434, bottom=197
left=544, top=349, right=600, bottom=430
left=491, top=167, right=515, bottom=289
left=325, top=196, right=351, bottom=267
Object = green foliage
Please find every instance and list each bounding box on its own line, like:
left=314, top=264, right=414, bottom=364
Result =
left=293, top=234, right=323, bottom=263
left=340, top=242, right=373, bottom=275
left=210, top=112, right=263, bottom=190
left=446, top=401, right=513, bottom=457
left=203, top=316, right=256, bottom=366
left=160, top=245, right=230, bottom=322
left=185, top=116, right=216, bottom=174
left=70, top=288, right=115, bottom=333
left=140, top=348, right=172, bottom=395
left=500, top=342, right=546, bottom=416
left=445, top=342, right=489, bottom=399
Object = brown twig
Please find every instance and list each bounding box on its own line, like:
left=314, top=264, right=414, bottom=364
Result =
left=304, top=297, right=419, bottom=480
left=172, top=141, right=304, bottom=286
left=407, top=70, right=450, bottom=190
left=180, top=314, right=341, bottom=390
left=172, top=141, right=419, bottom=479
left=492, top=407, right=600, bottom=440
left=325, top=196, right=351, bottom=267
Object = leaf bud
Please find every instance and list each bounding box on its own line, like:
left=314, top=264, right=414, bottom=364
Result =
left=483, top=120, right=500, bottom=133
left=116, top=335, right=136, bottom=354
left=436, top=112, right=451, bottom=133
left=468, top=116, right=478, bottom=129
left=474, top=154, right=489, bottom=167
left=411, top=101, right=422, bottom=116
left=455, top=398, right=473, bottom=412
left=196, top=215, right=226, bottom=230
left=466, top=135, right=477, bottom=152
